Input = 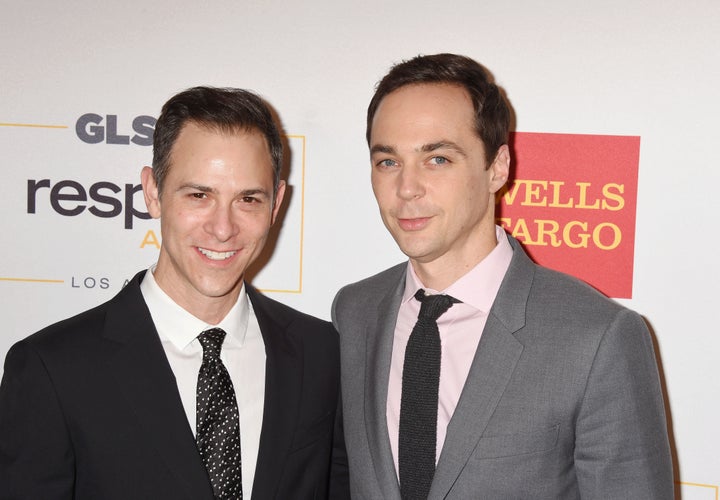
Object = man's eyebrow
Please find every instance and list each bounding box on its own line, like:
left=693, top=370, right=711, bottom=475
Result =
left=178, top=183, right=215, bottom=193
left=419, top=141, right=467, bottom=156
left=370, top=144, right=396, bottom=155
left=239, top=188, right=270, bottom=198
left=370, top=142, right=468, bottom=156
left=178, top=184, right=270, bottom=198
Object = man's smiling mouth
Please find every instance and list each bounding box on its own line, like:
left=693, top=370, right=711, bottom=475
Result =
left=198, top=248, right=238, bottom=260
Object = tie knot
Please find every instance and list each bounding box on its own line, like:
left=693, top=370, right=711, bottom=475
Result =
left=197, top=327, right=226, bottom=359
left=414, top=289, right=460, bottom=321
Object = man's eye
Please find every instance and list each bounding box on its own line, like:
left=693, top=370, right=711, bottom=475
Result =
left=191, top=192, right=207, bottom=199
left=429, top=156, right=449, bottom=165
left=242, top=196, right=259, bottom=203
left=377, top=159, right=397, bottom=168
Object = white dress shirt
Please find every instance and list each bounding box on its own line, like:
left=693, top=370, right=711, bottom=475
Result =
left=140, top=267, right=266, bottom=496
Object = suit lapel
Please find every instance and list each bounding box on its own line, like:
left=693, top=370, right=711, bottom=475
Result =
left=430, top=238, right=533, bottom=499
left=102, top=272, right=213, bottom=500
left=248, top=287, right=303, bottom=499
left=365, top=268, right=406, bottom=500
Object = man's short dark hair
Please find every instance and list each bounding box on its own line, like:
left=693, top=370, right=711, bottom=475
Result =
left=367, top=53, right=510, bottom=165
left=152, top=86, right=283, bottom=196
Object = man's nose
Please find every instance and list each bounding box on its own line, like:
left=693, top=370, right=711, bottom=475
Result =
left=204, top=204, right=239, bottom=241
left=397, top=166, right=425, bottom=200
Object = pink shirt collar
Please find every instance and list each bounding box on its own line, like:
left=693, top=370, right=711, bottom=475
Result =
left=402, top=225, right=514, bottom=312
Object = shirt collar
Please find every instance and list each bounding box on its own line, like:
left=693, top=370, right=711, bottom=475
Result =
left=403, top=225, right=514, bottom=314
left=140, top=265, right=250, bottom=350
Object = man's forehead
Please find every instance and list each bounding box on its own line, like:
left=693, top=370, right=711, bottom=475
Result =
left=370, top=141, right=469, bottom=156
left=168, top=122, right=271, bottom=162
left=370, top=89, right=479, bottom=152
left=379, top=83, right=472, bottom=109
left=373, top=84, right=474, bottom=129
left=166, top=123, right=273, bottom=178
left=177, top=120, right=261, bottom=141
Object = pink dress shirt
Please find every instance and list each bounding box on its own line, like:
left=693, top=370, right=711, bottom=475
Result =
left=386, top=226, right=514, bottom=476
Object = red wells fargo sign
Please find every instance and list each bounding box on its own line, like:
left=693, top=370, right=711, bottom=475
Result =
left=498, top=132, right=640, bottom=299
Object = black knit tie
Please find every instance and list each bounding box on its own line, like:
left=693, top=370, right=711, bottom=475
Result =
left=196, top=328, right=242, bottom=499
left=399, top=289, right=459, bottom=500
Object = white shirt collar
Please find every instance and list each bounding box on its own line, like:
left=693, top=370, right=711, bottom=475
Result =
left=140, top=265, right=250, bottom=350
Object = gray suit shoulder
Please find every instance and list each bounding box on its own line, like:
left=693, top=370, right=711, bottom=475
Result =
left=500, top=238, right=646, bottom=341
left=530, top=263, right=632, bottom=320
left=334, top=263, right=405, bottom=303
left=509, top=256, right=650, bottom=358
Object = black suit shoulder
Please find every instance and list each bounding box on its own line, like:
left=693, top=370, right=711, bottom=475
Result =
left=0, top=271, right=216, bottom=500
left=19, top=299, right=111, bottom=356
left=14, top=271, right=148, bottom=361
left=248, top=285, right=338, bottom=344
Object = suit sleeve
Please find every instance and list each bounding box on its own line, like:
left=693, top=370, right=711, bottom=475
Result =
left=328, top=386, right=350, bottom=499
left=573, top=308, right=674, bottom=499
left=0, top=341, right=75, bottom=499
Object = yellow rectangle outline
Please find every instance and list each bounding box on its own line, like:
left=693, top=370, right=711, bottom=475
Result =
left=257, top=134, right=305, bottom=295
left=678, top=482, right=719, bottom=499
left=0, top=122, right=68, bottom=129
left=0, top=277, right=64, bottom=284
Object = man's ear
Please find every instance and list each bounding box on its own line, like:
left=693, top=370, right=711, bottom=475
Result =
left=141, top=166, right=161, bottom=219
left=488, top=144, right=510, bottom=194
left=271, top=180, right=286, bottom=225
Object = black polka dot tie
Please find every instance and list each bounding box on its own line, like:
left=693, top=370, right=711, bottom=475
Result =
left=196, top=328, right=242, bottom=499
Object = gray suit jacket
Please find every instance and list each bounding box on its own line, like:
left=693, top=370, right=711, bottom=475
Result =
left=332, top=235, right=672, bottom=499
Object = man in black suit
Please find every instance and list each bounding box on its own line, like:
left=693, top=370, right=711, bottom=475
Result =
left=0, top=87, right=348, bottom=499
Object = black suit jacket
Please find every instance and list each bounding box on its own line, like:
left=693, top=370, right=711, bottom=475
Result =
left=0, top=271, right=348, bottom=499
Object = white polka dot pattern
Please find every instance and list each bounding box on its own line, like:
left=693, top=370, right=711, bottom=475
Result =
left=196, top=328, right=243, bottom=499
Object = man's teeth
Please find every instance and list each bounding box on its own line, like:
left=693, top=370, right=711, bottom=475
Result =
left=198, top=248, right=237, bottom=260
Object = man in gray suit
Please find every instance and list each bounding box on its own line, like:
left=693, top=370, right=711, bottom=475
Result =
left=332, top=53, right=673, bottom=499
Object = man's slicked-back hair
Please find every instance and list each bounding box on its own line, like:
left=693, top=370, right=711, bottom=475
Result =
left=152, top=86, right=283, bottom=196
left=366, top=53, right=510, bottom=165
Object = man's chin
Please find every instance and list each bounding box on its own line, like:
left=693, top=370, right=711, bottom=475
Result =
left=195, top=279, right=245, bottom=300
left=397, top=245, right=436, bottom=264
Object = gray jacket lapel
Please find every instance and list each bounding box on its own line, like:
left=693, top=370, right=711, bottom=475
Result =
left=430, top=237, right=533, bottom=499
left=365, top=266, right=405, bottom=500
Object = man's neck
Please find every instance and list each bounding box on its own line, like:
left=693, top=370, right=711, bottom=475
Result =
left=155, top=278, right=242, bottom=325
left=411, top=231, right=500, bottom=291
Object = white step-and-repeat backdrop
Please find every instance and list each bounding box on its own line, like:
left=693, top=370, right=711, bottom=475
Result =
left=1, top=1, right=718, bottom=497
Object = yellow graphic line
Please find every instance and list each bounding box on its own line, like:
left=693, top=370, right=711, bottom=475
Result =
left=258, top=288, right=302, bottom=295
left=0, top=122, right=68, bottom=129
left=678, top=482, right=719, bottom=499
left=279, top=133, right=305, bottom=294
left=297, top=135, right=306, bottom=294
left=0, top=277, right=64, bottom=284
